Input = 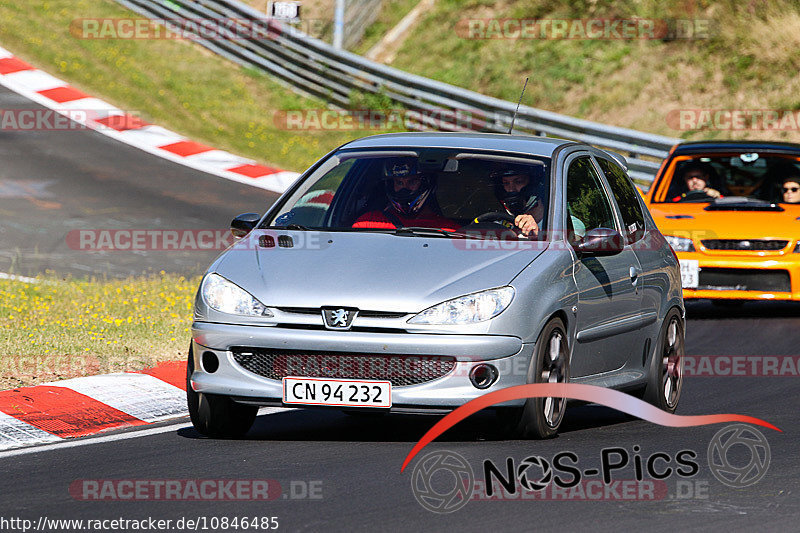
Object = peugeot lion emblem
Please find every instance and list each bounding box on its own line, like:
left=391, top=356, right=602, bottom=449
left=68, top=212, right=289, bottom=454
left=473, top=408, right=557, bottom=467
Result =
left=322, top=307, right=358, bottom=330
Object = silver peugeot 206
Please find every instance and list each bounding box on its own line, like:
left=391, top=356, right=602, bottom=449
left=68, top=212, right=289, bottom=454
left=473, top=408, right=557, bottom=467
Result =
left=188, top=133, right=685, bottom=439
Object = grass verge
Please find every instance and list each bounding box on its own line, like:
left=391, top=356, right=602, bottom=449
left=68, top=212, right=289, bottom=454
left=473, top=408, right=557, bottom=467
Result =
left=353, top=0, right=424, bottom=56
left=0, top=273, right=198, bottom=390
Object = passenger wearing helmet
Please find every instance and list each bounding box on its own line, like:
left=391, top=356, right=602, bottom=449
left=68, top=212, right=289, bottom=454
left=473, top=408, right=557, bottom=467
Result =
left=352, top=158, right=460, bottom=231
left=492, top=167, right=545, bottom=237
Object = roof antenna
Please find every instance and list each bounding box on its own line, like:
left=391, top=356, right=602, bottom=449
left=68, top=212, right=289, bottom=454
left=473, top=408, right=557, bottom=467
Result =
left=508, top=77, right=529, bottom=134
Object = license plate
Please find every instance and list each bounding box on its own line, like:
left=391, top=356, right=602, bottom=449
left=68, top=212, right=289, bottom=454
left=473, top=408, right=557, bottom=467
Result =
left=680, top=259, right=699, bottom=289
left=282, top=377, right=392, bottom=408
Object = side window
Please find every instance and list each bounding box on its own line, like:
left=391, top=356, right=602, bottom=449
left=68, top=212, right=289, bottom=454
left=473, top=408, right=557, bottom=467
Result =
left=597, top=158, right=646, bottom=244
left=566, top=157, right=616, bottom=243
left=271, top=159, right=354, bottom=227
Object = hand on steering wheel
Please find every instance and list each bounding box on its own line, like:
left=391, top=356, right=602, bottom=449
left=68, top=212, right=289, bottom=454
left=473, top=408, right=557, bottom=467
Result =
left=474, top=211, right=517, bottom=224
left=473, top=211, right=537, bottom=237
left=677, top=189, right=712, bottom=202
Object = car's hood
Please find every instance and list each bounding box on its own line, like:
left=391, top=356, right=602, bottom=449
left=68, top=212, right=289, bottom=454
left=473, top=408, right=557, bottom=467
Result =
left=649, top=202, right=800, bottom=240
left=214, top=231, right=546, bottom=312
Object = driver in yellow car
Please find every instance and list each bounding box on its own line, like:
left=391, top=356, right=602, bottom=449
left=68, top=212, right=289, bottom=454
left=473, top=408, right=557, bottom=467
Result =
left=672, top=162, right=722, bottom=202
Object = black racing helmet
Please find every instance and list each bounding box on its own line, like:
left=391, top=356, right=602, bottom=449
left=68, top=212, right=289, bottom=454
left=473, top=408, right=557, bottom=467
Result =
left=491, top=165, right=539, bottom=215
left=382, top=158, right=435, bottom=216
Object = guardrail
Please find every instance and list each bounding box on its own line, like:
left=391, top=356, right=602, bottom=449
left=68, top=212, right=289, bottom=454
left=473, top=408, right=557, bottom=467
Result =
left=115, top=0, right=680, bottom=183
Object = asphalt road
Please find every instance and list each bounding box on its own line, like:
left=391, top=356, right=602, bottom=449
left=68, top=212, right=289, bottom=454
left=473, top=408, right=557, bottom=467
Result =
left=0, top=85, right=279, bottom=278
left=1, top=85, right=798, bottom=531
left=1, top=310, right=798, bottom=531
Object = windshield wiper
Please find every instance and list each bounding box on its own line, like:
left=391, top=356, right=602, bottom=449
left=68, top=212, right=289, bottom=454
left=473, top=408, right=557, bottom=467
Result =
left=391, top=227, right=481, bottom=239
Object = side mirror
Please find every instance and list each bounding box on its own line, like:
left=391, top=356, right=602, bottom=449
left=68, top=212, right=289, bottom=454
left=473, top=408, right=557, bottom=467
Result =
left=231, top=213, right=261, bottom=239
left=575, top=227, right=625, bottom=256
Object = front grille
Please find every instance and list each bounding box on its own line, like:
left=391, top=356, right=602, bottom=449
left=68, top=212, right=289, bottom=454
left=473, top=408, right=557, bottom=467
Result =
left=697, top=268, right=791, bottom=292
left=274, top=324, right=407, bottom=334
left=701, top=239, right=788, bottom=251
left=232, top=348, right=456, bottom=387
left=276, top=307, right=407, bottom=319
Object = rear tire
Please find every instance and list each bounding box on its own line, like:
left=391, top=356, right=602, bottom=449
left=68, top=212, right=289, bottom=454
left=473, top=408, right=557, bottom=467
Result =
left=187, top=346, right=257, bottom=438
left=642, top=310, right=685, bottom=413
left=498, top=317, right=569, bottom=439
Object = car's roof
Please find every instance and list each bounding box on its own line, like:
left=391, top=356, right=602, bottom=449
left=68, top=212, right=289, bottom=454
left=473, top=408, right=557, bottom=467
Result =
left=673, top=140, right=800, bottom=155
left=340, top=132, right=577, bottom=157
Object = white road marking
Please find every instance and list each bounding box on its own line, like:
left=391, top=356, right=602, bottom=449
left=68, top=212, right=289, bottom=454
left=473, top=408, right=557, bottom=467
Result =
left=0, top=412, right=62, bottom=451
left=0, top=421, right=189, bottom=459
left=43, top=373, right=188, bottom=423
left=183, top=149, right=251, bottom=169
left=1, top=69, right=65, bottom=92
left=0, top=407, right=291, bottom=458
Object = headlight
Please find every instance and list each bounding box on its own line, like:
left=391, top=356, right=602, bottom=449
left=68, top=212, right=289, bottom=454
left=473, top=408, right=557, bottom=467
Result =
left=664, top=235, right=695, bottom=252
left=201, top=273, right=273, bottom=317
left=408, top=287, right=515, bottom=325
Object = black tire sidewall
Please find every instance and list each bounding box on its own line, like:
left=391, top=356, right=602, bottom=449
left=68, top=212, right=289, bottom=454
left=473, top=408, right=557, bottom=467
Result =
left=186, top=345, right=203, bottom=429
left=644, top=309, right=684, bottom=413
left=186, top=345, right=257, bottom=438
left=517, top=317, right=569, bottom=439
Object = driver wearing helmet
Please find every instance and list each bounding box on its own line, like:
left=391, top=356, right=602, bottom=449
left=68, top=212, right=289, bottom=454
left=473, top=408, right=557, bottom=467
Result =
left=491, top=167, right=545, bottom=237
left=352, top=158, right=460, bottom=231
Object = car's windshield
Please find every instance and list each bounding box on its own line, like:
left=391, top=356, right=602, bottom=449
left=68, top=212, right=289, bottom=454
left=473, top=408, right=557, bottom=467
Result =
left=264, top=148, right=551, bottom=238
left=657, top=152, right=800, bottom=204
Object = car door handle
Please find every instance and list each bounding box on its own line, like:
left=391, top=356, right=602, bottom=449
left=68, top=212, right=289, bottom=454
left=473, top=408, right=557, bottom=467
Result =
left=629, top=266, right=639, bottom=282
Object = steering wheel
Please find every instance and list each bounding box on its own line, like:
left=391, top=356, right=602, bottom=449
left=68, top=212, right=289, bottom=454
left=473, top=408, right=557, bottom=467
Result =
left=462, top=211, right=525, bottom=237
left=677, top=190, right=712, bottom=202
left=474, top=211, right=517, bottom=224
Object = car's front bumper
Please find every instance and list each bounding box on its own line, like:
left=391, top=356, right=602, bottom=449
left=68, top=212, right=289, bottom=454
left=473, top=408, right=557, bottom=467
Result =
left=190, top=322, right=532, bottom=410
left=679, top=251, right=800, bottom=300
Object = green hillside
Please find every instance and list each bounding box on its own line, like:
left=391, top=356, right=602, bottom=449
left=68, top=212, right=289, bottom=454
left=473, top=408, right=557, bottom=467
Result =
left=389, top=0, right=800, bottom=141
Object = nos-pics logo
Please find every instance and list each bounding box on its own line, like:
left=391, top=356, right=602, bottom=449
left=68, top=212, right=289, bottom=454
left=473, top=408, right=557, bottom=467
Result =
left=410, top=424, right=771, bottom=513
left=410, top=451, right=474, bottom=513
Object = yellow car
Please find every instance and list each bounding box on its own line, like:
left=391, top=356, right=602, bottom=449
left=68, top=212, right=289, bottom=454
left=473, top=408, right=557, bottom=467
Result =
left=644, top=141, right=800, bottom=301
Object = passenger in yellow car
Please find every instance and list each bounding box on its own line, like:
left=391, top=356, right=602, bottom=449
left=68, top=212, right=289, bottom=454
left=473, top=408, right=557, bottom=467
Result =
left=781, top=176, right=800, bottom=204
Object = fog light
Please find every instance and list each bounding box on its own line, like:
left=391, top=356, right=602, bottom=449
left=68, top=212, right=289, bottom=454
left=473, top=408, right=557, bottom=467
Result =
left=201, top=351, right=219, bottom=373
left=469, top=364, right=498, bottom=389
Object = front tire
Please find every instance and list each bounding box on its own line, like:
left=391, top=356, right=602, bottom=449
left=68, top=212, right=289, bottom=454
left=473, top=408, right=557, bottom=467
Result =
left=187, top=346, right=257, bottom=438
left=642, top=310, right=685, bottom=413
left=499, top=317, right=570, bottom=439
